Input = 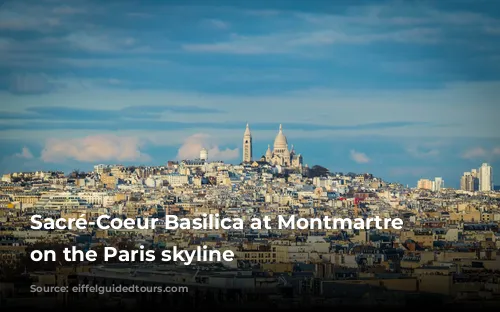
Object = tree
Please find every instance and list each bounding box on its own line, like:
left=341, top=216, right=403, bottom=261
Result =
left=69, top=169, right=80, bottom=178
left=308, top=165, right=329, bottom=178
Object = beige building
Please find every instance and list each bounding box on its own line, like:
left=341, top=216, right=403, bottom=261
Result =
left=100, top=174, right=118, bottom=189
left=401, top=230, right=435, bottom=248
left=461, top=172, right=478, bottom=192
left=417, top=179, right=433, bottom=190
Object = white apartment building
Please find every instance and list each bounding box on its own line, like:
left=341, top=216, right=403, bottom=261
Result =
left=76, top=192, right=115, bottom=207
left=33, top=193, right=91, bottom=211
left=165, top=174, right=189, bottom=186
left=432, top=177, right=444, bottom=192
left=93, top=164, right=110, bottom=174
left=479, top=163, right=493, bottom=191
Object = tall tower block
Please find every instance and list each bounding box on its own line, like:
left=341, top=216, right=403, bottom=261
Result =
left=243, top=123, right=253, bottom=163
left=479, top=163, right=493, bottom=191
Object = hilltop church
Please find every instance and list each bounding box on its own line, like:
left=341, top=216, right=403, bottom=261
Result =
left=242, top=123, right=303, bottom=169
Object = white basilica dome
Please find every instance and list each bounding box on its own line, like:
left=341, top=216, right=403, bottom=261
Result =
left=273, top=124, right=288, bottom=151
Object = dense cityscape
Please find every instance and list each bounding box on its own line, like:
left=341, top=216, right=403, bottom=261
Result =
left=0, top=124, right=498, bottom=309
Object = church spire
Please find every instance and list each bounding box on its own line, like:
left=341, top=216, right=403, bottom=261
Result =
left=244, top=123, right=251, bottom=136
left=279, top=124, right=282, bottom=132
left=243, top=123, right=252, bottom=163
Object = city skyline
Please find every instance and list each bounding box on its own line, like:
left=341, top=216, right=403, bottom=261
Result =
left=1, top=0, right=500, bottom=187
left=3, top=121, right=496, bottom=190
left=2, top=1, right=500, bottom=309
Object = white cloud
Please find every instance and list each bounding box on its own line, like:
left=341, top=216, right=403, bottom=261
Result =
left=461, top=147, right=489, bottom=159
left=0, top=79, right=499, bottom=140
left=0, top=6, right=60, bottom=31
left=40, top=134, right=150, bottom=163
left=176, top=133, right=239, bottom=161
left=350, top=150, right=370, bottom=164
left=462, top=146, right=500, bottom=160
left=182, top=34, right=281, bottom=54
left=14, top=147, right=34, bottom=159
left=54, top=57, right=170, bottom=68
left=405, top=141, right=444, bottom=158
left=298, top=4, right=500, bottom=27
left=8, top=73, right=53, bottom=94
left=64, top=32, right=131, bottom=52
left=407, top=147, right=440, bottom=158
left=0, top=1, right=91, bottom=32
left=462, top=147, right=488, bottom=159
left=182, top=28, right=440, bottom=54
left=205, top=19, right=229, bottom=30
left=0, top=80, right=496, bottom=144
left=179, top=3, right=500, bottom=56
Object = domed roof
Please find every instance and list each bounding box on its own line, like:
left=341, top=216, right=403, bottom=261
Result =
left=273, top=124, right=288, bottom=150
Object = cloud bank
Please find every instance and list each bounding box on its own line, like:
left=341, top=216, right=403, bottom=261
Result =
left=41, top=134, right=151, bottom=163
left=461, top=147, right=500, bottom=160
left=14, top=147, right=34, bottom=159
left=176, top=133, right=239, bottom=161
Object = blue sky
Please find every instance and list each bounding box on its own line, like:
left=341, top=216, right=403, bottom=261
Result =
left=1, top=0, right=500, bottom=187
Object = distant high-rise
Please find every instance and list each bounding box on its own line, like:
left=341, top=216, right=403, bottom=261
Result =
left=471, top=169, right=478, bottom=178
left=460, top=172, right=477, bottom=192
left=433, top=177, right=444, bottom=192
left=479, top=163, right=493, bottom=191
left=242, top=123, right=253, bottom=163
left=417, top=179, right=433, bottom=190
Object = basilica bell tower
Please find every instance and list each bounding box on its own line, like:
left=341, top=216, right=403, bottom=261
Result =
left=243, top=123, right=252, bottom=163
